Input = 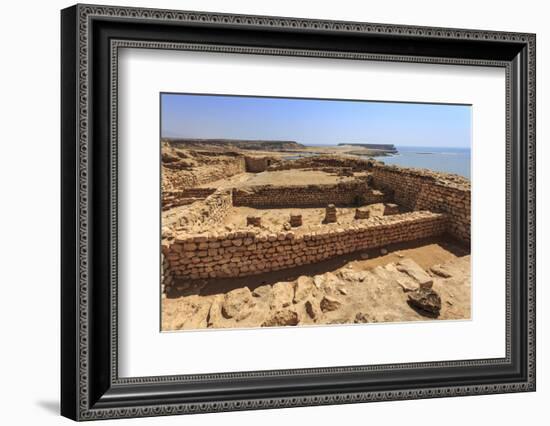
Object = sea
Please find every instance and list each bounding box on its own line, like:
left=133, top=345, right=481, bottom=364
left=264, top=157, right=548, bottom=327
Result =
left=378, top=146, right=471, bottom=179
left=291, top=144, right=471, bottom=179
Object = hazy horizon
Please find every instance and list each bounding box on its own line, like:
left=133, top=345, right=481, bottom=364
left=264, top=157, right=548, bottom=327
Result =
left=161, top=93, right=472, bottom=149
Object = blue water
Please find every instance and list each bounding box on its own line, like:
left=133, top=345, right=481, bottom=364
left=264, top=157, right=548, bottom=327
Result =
left=376, top=146, right=471, bottom=179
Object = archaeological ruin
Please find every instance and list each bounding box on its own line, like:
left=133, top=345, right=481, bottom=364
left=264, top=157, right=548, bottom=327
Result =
left=160, top=140, right=471, bottom=330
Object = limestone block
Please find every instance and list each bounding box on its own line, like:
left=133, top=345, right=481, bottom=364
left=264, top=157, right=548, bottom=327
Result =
left=290, top=214, right=303, bottom=227
left=396, top=258, right=433, bottom=289
left=246, top=216, right=262, bottom=227
left=293, top=276, right=315, bottom=303
left=324, top=204, right=337, bottom=224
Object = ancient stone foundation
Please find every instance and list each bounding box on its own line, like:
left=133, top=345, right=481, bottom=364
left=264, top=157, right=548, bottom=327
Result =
left=372, top=165, right=470, bottom=243
left=161, top=151, right=470, bottom=290
left=162, top=188, right=216, bottom=211
left=162, top=155, right=246, bottom=192
left=232, top=181, right=387, bottom=208
left=244, top=156, right=274, bottom=172
left=267, top=155, right=376, bottom=172
left=163, top=211, right=448, bottom=281
left=168, top=189, right=233, bottom=230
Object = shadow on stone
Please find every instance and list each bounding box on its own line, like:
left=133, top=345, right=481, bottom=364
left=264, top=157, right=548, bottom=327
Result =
left=407, top=300, right=441, bottom=319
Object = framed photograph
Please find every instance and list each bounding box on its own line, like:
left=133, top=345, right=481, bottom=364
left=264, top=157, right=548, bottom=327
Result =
left=61, top=4, right=536, bottom=421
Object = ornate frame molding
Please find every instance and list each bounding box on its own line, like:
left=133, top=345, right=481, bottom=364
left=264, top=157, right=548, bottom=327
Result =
left=61, top=4, right=536, bottom=421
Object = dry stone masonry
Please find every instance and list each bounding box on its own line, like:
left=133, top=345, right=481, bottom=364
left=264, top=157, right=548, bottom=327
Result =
left=267, top=155, right=376, bottom=173
left=162, top=154, right=246, bottom=192
left=163, top=211, right=448, bottom=281
left=246, top=216, right=262, bottom=227
left=160, top=141, right=472, bottom=330
left=162, top=188, right=216, bottom=211
left=233, top=181, right=387, bottom=208
left=161, top=149, right=470, bottom=290
left=289, top=214, right=303, bottom=227
left=324, top=204, right=337, bottom=223
left=166, top=189, right=233, bottom=231
left=371, top=165, right=470, bottom=243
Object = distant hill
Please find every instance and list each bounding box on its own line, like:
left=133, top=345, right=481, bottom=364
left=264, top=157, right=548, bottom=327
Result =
left=338, top=143, right=398, bottom=153
left=165, top=138, right=305, bottom=151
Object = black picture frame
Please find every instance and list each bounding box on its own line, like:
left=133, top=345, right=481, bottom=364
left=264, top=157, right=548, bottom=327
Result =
left=61, top=4, right=536, bottom=421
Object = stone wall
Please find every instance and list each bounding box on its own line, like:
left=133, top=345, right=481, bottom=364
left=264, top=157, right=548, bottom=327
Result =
left=371, top=165, right=470, bottom=243
left=267, top=155, right=376, bottom=172
left=169, top=189, right=233, bottom=231
left=244, top=156, right=274, bottom=173
left=163, top=210, right=448, bottom=281
left=162, top=188, right=216, bottom=211
left=233, top=181, right=387, bottom=208
left=162, top=156, right=246, bottom=192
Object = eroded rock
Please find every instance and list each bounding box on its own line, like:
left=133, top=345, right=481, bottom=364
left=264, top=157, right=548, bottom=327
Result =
left=222, top=287, right=255, bottom=319
left=321, top=273, right=343, bottom=297
left=397, top=258, right=433, bottom=289
left=262, top=309, right=299, bottom=327
left=430, top=264, right=453, bottom=278
left=207, top=295, right=226, bottom=328
left=396, top=277, right=418, bottom=292
left=252, top=284, right=272, bottom=298
left=294, top=276, right=314, bottom=303
left=305, top=299, right=321, bottom=320
left=313, top=275, right=324, bottom=289
left=170, top=296, right=210, bottom=329
left=339, top=270, right=368, bottom=283
left=270, top=282, right=294, bottom=309
left=354, top=312, right=372, bottom=323
left=320, top=296, right=342, bottom=313
left=408, top=288, right=442, bottom=315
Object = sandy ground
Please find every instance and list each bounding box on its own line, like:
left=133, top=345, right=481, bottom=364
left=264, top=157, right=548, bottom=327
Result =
left=243, top=169, right=357, bottom=186
left=200, top=169, right=358, bottom=189
left=221, top=204, right=403, bottom=234
left=162, top=237, right=470, bottom=331
left=198, top=172, right=255, bottom=189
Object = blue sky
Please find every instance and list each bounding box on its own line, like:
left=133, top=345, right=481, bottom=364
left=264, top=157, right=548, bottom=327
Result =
left=161, top=93, right=471, bottom=148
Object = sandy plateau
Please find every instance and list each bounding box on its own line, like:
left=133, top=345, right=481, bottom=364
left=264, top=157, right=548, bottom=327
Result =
left=160, top=139, right=471, bottom=331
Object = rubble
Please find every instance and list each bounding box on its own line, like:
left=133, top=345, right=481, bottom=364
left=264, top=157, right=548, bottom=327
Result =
left=408, top=288, right=442, bottom=315
left=162, top=255, right=470, bottom=330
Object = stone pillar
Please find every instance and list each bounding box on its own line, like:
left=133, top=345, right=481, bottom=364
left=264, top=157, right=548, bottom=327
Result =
left=289, top=214, right=302, bottom=227
left=246, top=216, right=262, bottom=227
left=324, top=204, right=337, bottom=223
left=384, top=203, right=400, bottom=215
left=354, top=208, right=370, bottom=219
